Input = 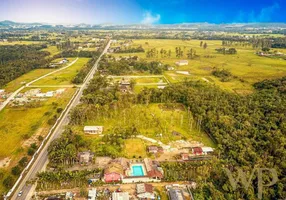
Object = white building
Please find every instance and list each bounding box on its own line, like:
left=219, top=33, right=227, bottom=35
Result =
left=176, top=71, right=190, bottom=75
left=112, top=192, right=129, bottom=200
left=45, top=91, right=54, bottom=97
left=0, top=89, right=5, bottom=94
left=88, top=189, right=97, bottom=200
left=175, top=60, right=189, bottom=66
left=36, top=93, right=45, bottom=98
left=56, top=89, right=65, bottom=95
left=201, top=147, right=214, bottom=154
left=84, top=126, right=104, bottom=134
left=136, top=183, right=155, bottom=199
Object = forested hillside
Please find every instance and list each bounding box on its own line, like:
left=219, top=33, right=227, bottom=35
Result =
left=0, top=44, right=50, bottom=87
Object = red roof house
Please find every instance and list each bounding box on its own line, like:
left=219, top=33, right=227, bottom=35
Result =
left=192, top=147, right=203, bottom=155
left=181, top=153, right=189, bottom=161
left=104, top=162, right=124, bottom=183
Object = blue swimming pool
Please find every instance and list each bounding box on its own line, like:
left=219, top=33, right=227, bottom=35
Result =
left=132, top=165, right=144, bottom=176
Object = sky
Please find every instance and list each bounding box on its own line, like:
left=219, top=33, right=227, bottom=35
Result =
left=0, top=0, right=286, bottom=24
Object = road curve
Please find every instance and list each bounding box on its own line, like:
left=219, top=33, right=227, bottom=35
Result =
left=0, top=58, right=79, bottom=112
left=8, top=41, right=110, bottom=200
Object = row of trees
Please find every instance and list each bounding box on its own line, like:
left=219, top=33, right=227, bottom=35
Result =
left=99, top=59, right=167, bottom=75
left=36, top=169, right=101, bottom=190
left=115, top=46, right=144, bottom=53
left=215, top=47, right=237, bottom=54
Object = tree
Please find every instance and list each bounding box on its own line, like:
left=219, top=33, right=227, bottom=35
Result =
left=11, top=165, right=21, bottom=176
left=18, top=157, right=28, bottom=167
left=203, top=42, right=208, bottom=49
left=28, top=148, right=36, bottom=156
left=3, top=176, right=14, bottom=188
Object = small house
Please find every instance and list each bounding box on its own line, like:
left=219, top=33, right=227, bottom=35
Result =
left=175, top=60, right=188, bottom=66
left=56, top=89, right=65, bottom=95
left=192, top=147, right=203, bottom=155
left=201, top=147, right=214, bottom=155
left=88, top=174, right=101, bottom=184
left=168, top=188, right=185, bottom=200
left=78, top=151, right=94, bottom=164
left=181, top=153, right=189, bottom=161
left=147, top=145, right=164, bottom=154
left=0, top=89, right=5, bottom=94
left=112, top=192, right=129, bottom=200
left=25, top=89, right=41, bottom=97
left=65, top=192, right=74, bottom=200
left=136, top=183, right=155, bottom=199
left=84, top=126, right=103, bottom=134
left=45, top=91, right=54, bottom=97
left=104, top=162, right=124, bottom=183
left=88, top=189, right=97, bottom=200
left=120, top=78, right=130, bottom=85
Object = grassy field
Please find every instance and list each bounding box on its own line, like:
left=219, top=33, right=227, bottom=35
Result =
left=83, top=103, right=215, bottom=147
left=32, top=58, right=90, bottom=85
left=112, top=39, right=286, bottom=93
left=3, top=58, right=77, bottom=92
left=42, top=45, right=61, bottom=57
left=123, top=138, right=150, bottom=159
left=0, top=41, right=43, bottom=45
left=0, top=88, right=76, bottom=159
left=0, top=88, right=76, bottom=193
left=3, top=69, right=54, bottom=92
left=112, top=76, right=168, bottom=84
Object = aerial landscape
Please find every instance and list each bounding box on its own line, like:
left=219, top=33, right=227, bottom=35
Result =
left=0, top=0, right=285, bottom=199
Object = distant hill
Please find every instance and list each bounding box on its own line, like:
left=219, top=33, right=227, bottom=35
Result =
left=0, top=20, right=286, bottom=31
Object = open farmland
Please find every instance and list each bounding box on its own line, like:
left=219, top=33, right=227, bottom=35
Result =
left=112, top=39, right=286, bottom=93
left=32, top=58, right=90, bottom=85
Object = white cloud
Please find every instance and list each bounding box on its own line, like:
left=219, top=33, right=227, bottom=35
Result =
left=141, top=11, right=161, bottom=24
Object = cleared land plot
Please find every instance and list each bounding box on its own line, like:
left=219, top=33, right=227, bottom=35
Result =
left=123, top=138, right=150, bottom=159
left=82, top=103, right=215, bottom=147
left=110, top=75, right=169, bottom=85
left=32, top=58, right=89, bottom=85
left=112, top=39, right=286, bottom=93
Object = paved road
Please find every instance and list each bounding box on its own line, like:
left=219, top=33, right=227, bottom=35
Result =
left=27, top=85, right=80, bottom=88
left=0, top=58, right=78, bottom=112
left=9, top=41, right=111, bottom=200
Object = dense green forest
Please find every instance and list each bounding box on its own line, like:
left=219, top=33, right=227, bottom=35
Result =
left=137, top=78, right=286, bottom=199
left=0, top=44, right=50, bottom=87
